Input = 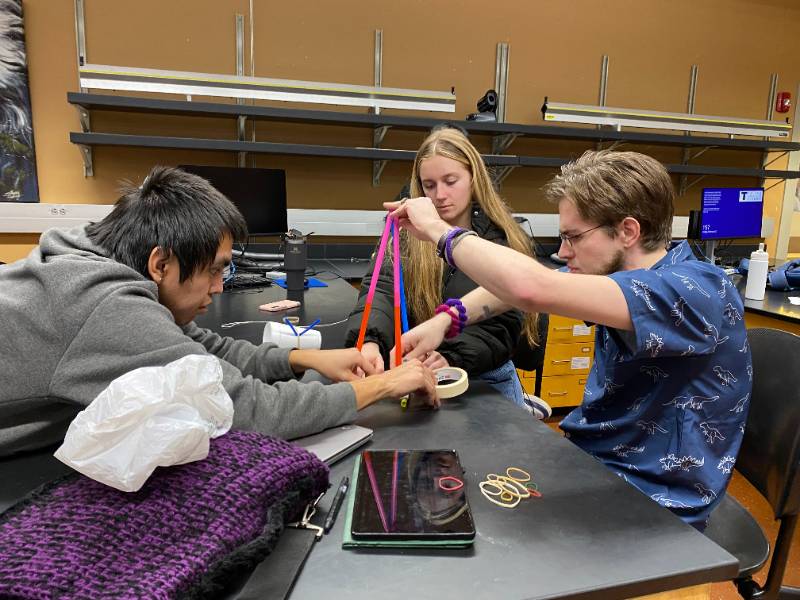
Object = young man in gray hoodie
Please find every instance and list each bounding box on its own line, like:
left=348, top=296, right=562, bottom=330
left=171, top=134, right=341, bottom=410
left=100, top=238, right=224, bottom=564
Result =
left=0, top=166, right=437, bottom=457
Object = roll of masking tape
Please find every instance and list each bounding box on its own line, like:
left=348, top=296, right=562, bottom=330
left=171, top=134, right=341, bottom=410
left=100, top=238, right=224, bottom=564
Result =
left=434, top=367, right=469, bottom=399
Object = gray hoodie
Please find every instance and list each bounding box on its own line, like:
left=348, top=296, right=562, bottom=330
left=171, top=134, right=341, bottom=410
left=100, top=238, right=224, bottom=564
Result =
left=0, top=226, right=357, bottom=457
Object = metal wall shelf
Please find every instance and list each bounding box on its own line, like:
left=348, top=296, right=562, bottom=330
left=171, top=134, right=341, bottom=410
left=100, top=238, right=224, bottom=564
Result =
left=68, top=132, right=520, bottom=165
left=68, top=92, right=800, bottom=183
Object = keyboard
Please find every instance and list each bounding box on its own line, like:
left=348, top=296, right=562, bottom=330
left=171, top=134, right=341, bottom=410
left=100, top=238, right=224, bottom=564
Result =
left=225, top=272, right=272, bottom=290
left=235, top=257, right=284, bottom=272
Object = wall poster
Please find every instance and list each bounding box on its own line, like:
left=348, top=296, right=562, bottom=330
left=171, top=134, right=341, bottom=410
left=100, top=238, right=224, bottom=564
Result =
left=0, top=0, right=38, bottom=202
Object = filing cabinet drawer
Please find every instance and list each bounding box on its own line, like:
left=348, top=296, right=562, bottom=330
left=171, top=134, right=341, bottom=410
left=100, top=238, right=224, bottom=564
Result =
left=542, top=341, right=593, bottom=376
left=548, top=314, right=595, bottom=343
left=540, top=374, right=589, bottom=408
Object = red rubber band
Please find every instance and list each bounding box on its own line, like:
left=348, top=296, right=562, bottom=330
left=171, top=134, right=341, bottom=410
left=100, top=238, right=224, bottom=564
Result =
left=438, top=476, right=464, bottom=492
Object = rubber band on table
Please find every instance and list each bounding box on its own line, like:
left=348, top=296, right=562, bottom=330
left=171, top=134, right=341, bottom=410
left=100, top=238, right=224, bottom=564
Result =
left=438, top=476, right=464, bottom=492
left=484, top=475, right=530, bottom=498
left=479, top=467, right=544, bottom=506
left=478, top=480, right=506, bottom=497
left=522, top=481, right=542, bottom=498
left=492, top=477, right=530, bottom=499
left=506, top=467, right=531, bottom=483
left=479, top=481, right=520, bottom=508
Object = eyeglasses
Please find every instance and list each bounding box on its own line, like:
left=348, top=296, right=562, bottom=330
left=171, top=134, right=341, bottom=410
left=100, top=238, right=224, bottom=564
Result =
left=222, top=262, right=235, bottom=283
left=558, top=224, right=604, bottom=249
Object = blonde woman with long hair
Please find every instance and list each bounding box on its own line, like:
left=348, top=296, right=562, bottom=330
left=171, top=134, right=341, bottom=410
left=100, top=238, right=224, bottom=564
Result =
left=344, top=127, right=539, bottom=409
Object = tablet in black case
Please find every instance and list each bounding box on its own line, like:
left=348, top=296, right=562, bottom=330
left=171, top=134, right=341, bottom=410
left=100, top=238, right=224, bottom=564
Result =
left=351, top=449, right=475, bottom=542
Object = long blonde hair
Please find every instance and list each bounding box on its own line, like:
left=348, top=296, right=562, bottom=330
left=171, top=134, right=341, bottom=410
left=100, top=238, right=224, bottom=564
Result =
left=399, top=127, right=538, bottom=346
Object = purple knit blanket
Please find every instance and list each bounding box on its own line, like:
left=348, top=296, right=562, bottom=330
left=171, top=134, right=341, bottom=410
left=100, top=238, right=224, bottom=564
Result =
left=0, top=430, right=329, bottom=599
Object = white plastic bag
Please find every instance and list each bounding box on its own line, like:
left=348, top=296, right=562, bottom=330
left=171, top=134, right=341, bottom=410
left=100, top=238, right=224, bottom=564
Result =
left=55, top=354, right=234, bottom=492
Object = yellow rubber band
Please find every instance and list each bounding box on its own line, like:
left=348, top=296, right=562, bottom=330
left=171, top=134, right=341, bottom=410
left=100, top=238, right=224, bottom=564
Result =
left=506, top=467, right=531, bottom=483
left=479, top=466, right=536, bottom=508
left=492, top=476, right=530, bottom=499
left=479, top=483, right=521, bottom=509
left=478, top=480, right=506, bottom=497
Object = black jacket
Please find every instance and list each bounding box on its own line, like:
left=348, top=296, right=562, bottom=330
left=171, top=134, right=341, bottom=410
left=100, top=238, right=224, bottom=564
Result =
left=344, top=206, right=524, bottom=374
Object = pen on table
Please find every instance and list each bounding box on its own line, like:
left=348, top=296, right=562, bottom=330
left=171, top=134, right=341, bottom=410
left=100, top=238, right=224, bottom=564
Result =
left=323, top=475, right=350, bottom=534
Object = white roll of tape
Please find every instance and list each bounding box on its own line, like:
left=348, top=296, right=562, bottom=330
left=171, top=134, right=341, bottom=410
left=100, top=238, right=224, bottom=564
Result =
left=262, top=321, right=322, bottom=350
left=434, top=367, right=469, bottom=399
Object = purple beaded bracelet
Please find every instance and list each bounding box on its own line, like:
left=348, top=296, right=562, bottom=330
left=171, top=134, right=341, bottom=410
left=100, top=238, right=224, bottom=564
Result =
left=435, top=298, right=467, bottom=338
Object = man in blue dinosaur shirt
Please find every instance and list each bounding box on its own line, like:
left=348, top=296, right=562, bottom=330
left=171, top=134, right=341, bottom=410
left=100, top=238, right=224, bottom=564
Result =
left=385, top=150, right=751, bottom=530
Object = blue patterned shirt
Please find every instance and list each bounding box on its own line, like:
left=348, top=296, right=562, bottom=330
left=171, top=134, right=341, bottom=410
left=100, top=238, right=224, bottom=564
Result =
left=560, top=241, right=752, bottom=529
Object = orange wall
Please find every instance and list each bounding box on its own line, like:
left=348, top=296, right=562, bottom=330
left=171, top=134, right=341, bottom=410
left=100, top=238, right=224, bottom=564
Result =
left=3, top=0, right=800, bottom=262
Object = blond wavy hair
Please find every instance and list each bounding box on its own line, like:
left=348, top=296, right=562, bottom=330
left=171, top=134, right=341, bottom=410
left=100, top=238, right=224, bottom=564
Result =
left=394, top=127, right=538, bottom=346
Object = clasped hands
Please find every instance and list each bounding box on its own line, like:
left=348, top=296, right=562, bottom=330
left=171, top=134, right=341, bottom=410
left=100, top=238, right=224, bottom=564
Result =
left=288, top=346, right=440, bottom=408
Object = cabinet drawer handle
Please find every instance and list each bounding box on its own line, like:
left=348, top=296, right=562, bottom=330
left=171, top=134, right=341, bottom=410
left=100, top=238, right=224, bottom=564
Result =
left=581, top=347, right=592, bottom=353
left=548, top=391, right=568, bottom=397
left=579, top=379, right=587, bottom=385
left=553, top=327, right=572, bottom=331
left=550, top=359, right=571, bottom=364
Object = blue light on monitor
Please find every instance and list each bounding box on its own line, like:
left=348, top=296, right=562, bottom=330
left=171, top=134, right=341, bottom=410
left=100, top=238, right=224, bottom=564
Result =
left=700, top=187, right=763, bottom=240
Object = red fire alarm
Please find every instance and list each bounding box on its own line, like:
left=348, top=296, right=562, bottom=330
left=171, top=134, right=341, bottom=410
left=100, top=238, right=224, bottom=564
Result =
left=776, top=91, right=792, bottom=113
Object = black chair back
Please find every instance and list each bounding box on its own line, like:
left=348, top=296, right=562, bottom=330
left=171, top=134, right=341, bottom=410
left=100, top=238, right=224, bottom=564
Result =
left=737, top=328, right=800, bottom=520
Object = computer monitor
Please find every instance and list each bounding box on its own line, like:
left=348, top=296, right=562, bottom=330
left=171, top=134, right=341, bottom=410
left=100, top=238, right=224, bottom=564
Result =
left=700, top=187, right=764, bottom=240
left=179, top=165, right=288, bottom=236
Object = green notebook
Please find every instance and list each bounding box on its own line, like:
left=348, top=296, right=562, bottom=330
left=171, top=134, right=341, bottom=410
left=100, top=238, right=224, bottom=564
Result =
left=341, top=452, right=474, bottom=549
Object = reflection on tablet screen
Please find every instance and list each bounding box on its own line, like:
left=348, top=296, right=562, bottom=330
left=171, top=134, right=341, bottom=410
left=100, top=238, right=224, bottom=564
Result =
left=351, top=449, right=475, bottom=541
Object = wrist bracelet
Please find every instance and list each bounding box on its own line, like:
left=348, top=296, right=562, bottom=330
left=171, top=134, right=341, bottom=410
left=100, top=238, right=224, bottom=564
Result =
left=437, top=227, right=465, bottom=259
left=445, top=230, right=478, bottom=267
left=434, top=298, right=467, bottom=338
left=449, top=230, right=478, bottom=256
left=434, top=305, right=460, bottom=338
left=436, top=228, right=453, bottom=258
